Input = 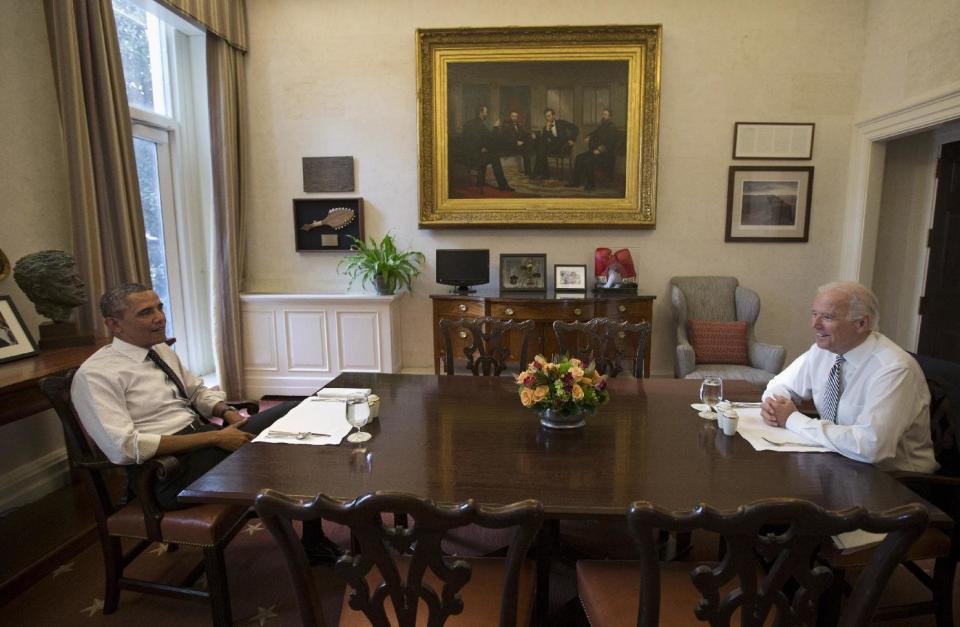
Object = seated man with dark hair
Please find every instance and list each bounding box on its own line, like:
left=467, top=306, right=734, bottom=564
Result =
left=72, top=283, right=342, bottom=563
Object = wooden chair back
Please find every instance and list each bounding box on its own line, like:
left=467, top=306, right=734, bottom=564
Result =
left=627, top=499, right=929, bottom=627
left=553, top=317, right=651, bottom=377
left=439, top=317, right=534, bottom=376
left=255, top=490, right=543, bottom=627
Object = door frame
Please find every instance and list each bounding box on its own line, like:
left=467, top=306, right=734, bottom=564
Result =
left=842, top=87, right=960, bottom=289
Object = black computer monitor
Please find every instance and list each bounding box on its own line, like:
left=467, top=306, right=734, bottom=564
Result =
left=435, top=249, right=490, bottom=294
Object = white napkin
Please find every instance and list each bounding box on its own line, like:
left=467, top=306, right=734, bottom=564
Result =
left=315, top=387, right=371, bottom=398
left=735, top=407, right=830, bottom=452
left=252, top=397, right=354, bottom=445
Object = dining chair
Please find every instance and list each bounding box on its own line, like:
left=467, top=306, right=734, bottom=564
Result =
left=40, top=370, right=253, bottom=626
left=822, top=353, right=960, bottom=626
left=439, top=316, right=534, bottom=376
left=553, top=317, right=651, bottom=377
left=576, top=498, right=929, bottom=627
left=255, top=489, right=543, bottom=627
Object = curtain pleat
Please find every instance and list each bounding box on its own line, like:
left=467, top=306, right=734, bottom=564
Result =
left=207, top=32, right=247, bottom=397
left=156, top=0, right=247, bottom=51
left=43, top=0, right=151, bottom=337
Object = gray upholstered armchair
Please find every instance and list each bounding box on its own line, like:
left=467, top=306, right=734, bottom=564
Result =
left=670, top=276, right=786, bottom=386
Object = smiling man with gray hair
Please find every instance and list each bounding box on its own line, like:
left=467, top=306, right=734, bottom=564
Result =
left=760, top=281, right=937, bottom=473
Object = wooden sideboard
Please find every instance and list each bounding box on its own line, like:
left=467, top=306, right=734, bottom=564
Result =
left=430, top=290, right=655, bottom=376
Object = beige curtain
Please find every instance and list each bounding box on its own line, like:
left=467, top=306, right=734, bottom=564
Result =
left=43, top=0, right=151, bottom=337
left=155, top=0, right=247, bottom=51
left=207, top=33, right=247, bottom=397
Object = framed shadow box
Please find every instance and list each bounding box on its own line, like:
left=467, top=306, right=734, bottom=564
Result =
left=293, top=198, right=364, bottom=252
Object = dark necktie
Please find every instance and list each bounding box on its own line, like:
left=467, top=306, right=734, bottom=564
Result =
left=146, top=348, right=204, bottom=426
left=821, top=354, right=846, bottom=424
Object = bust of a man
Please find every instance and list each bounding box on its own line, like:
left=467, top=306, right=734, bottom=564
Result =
left=13, top=250, right=87, bottom=322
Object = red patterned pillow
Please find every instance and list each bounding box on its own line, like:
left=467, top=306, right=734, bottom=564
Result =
left=687, top=320, right=750, bottom=365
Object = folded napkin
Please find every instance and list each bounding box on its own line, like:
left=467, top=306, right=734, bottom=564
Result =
left=735, top=407, right=830, bottom=453
left=252, top=396, right=354, bottom=445
left=315, top=387, right=372, bottom=398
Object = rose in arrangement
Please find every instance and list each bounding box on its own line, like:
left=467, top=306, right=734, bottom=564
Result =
left=516, top=355, right=610, bottom=413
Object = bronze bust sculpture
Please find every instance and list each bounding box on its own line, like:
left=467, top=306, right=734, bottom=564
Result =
left=13, top=250, right=87, bottom=322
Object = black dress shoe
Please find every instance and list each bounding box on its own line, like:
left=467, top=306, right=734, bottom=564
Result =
left=303, top=536, right=346, bottom=566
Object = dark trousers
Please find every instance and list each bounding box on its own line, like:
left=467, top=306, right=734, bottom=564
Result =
left=127, top=401, right=299, bottom=511
left=477, top=154, right=510, bottom=190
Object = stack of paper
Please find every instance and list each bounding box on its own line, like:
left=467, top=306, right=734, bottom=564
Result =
left=831, top=530, right=887, bottom=555
left=734, top=407, right=831, bottom=452
left=315, top=387, right=371, bottom=398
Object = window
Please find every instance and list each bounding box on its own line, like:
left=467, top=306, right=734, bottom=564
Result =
left=113, top=0, right=216, bottom=378
left=546, top=88, right=574, bottom=122
left=582, top=87, right=610, bottom=126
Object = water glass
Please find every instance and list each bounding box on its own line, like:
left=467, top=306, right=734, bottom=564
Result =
left=699, top=376, right=724, bottom=419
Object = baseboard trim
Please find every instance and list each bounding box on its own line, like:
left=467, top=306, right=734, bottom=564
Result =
left=0, top=448, right=70, bottom=515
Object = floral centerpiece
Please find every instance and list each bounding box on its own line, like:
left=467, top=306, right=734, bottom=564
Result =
left=516, top=355, right=609, bottom=429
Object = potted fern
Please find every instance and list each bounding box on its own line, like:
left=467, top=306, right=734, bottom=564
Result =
left=338, top=234, right=425, bottom=295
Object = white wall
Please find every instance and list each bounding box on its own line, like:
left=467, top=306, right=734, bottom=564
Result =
left=244, top=0, right=869, bottom=375
left=0, top=0, right=74, bottom=509
left=858, top=0, right=960, bottom=121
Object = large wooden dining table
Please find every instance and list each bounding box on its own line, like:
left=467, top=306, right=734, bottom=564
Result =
left=181, top=372, right=949, bottom=623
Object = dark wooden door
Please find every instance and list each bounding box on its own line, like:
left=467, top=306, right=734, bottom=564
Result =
left=918, top=140, right=960, bottom=361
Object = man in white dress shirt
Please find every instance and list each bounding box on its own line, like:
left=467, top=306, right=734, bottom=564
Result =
left=72, top=283, right=341, bottom=562
left=760, top=281, right=937, bottom=473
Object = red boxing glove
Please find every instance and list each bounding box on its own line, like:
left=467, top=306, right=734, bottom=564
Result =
left=612, top=248, right=636, bottom=278
left=594, top=247, right=611, bottom=278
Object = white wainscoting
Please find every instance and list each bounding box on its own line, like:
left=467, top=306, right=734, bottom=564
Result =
left=240, top=293, right=404, bottom=397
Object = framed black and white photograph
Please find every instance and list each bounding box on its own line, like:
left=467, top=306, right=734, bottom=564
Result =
left=0, top=296, right=39, bottom=364
left=733, top=122, right=815, bottom=160
left=726, top=166, right=813, bottom=242
left=499, top=254, right=547, bottom=292
left=554, top=264, right=587, bottom=292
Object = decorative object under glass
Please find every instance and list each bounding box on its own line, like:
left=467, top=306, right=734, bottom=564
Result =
left=516, top=354, right=609, bottom=429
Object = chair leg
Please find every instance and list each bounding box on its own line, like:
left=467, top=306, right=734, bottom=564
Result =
left=203, top=546, right=233, bottom=627
left=102, top=536, right=123, bottom=614
left=933, top=557, right=956, bottom=627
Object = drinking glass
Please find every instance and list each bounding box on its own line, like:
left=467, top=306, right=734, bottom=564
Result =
left=346, top=403, right=372, bottom=443
left=699, top=376, right=724, bottom=419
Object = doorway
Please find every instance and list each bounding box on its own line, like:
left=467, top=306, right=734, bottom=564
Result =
left=917, top=140, right=960, bottom=360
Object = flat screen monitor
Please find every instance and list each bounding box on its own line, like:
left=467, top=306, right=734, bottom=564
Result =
left=435, top=249, right=489, bottom=294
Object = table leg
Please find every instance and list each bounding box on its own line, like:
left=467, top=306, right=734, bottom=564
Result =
left=534, top=519, right=558, bottom=626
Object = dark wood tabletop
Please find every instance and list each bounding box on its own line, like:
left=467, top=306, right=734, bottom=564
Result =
left=180, top=372, right=948, bottom=524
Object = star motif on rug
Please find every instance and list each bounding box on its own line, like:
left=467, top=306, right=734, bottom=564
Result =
left=149, top=542, right=169, bottom=556
left=248, top=604, right=278, bottom=625
left=52, top=562, right=75, bottom=578
left=243, top=521, right=265, bottom=536
left=80, top=598, right=104, bottom=617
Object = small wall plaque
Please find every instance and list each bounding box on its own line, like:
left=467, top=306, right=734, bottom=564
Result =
left=303, top=156, right=355, bottom=192
left=294, top=197, right=364, bottom=252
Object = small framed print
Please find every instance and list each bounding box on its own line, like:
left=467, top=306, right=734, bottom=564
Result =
left=0, top=296, right=39, bottom=364
left=499, top=254, right=547, bottom=293
left=554, top=264, right=588, bottom=292
left=293, top=197, right=364, bottom=252
left=726, top=166, right=813, bottom=242
left=733, top=122, right=815, bottom=160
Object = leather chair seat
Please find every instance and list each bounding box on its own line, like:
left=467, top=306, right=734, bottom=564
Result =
left=338, top=556, right=535, bottom=626
left=577, top=559, right=746, bottom=627
left=108, top=501, right=248, bottom=547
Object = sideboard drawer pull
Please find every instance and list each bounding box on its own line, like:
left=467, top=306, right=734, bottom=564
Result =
left=574, top=307, right=583, bottom=316
left=618, top=304, right=627, bottom=313
left=618, top=331, right=626, bottom=339
left=458, top=330, right=468, bottom=339
left=504, top=307, right=515, bottom=316
left=458, top=304, right=467, bottom=312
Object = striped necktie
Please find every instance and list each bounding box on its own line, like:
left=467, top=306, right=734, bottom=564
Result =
left=821, top=354, right=846, bottom=424
left=146, top=348, right=204, bottom=427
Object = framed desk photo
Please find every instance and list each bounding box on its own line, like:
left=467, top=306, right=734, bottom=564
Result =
left=554, top=264, right=587, bottom=292
left=0, top=296, right=38, bottom=364
left=726, top=166, right=813, bottom=242
left=417, top=25, right=662, bottom=229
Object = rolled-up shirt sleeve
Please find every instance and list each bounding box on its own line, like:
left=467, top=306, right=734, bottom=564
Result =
left=783, top=367, right=919, bottom=465
left=71, top=369, right=161, bottom=465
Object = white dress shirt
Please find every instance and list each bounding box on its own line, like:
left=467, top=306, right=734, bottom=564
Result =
left=71, top=338, right=226, bottom=465
left=763, top=332, right=937, bottom=473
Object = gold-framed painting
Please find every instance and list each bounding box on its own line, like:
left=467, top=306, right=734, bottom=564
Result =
left=417, top=25, right=662, bottom=229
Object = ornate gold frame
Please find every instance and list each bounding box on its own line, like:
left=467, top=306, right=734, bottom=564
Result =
left=417, top=25, right=661, bottom=229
